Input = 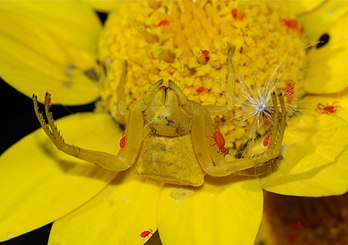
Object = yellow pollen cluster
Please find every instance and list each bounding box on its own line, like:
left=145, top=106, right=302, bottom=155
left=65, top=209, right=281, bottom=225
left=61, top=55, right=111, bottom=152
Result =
left=98, top=0, right=306, bottom=153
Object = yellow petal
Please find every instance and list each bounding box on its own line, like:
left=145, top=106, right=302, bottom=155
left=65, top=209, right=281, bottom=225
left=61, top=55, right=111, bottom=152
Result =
left=0, top=112, right=120, bottom=241
left=261, top=109, right=348, bottom=196
left=299, top=0, right=348, bottom=38
left=0, top=1, right=102, bottom=105
left=49, top=171, right=161, bottom=245
left=273, top=0, right=326, bottom=15
left=262, top=146, right=348, bottom=197
left=82, top=0, right=121, bottom=12
left=304, top=10, right=348, bottom=94
left=158, top=177, right=263, bottom=245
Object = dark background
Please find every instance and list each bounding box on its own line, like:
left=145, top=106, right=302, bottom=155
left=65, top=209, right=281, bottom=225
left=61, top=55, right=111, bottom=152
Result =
left=0, top=11, right=107, bottom=245
left=0, top=74, right=95, bottom=245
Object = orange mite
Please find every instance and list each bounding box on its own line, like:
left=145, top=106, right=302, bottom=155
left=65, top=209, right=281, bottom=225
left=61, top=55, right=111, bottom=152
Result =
left=316, top=102, right=338, bottom=114
left=211, top=128, right=229, bottom=157
left=140, top=229, right=153, bottom=238
left=119, top=134, right=127, bottom=149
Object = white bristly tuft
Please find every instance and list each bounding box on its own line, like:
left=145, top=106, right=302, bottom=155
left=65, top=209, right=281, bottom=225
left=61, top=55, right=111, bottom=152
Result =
left=232, top=65, right=282, bottom=156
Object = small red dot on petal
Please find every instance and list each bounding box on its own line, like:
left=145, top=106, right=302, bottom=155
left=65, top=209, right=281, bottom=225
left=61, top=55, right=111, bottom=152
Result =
left=140, top=229, right=153, bottom=238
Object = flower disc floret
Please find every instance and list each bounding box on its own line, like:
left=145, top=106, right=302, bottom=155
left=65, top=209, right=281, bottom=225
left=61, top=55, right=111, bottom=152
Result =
left=99, top=0, right=306, bottom=153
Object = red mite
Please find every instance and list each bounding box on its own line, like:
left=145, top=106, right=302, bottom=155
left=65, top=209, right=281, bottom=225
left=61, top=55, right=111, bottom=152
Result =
left=157, top=19, right=169, bottom=27
left=119, top=134, right=127, bottom=149
left=211, top=128, right=229, bottom=157
left=316, top=102, right=338, bottom=114
left=263, top=134, right=271, bottom=147
left=231, top=8, right=238, bottom=18
left=196, top=86, right=206, bottom=94
left=201, top=50, right=210, bottom=62
left=283, top=19, right=298, bottom=29
left=283, top=19, right=304, bottom=33
left=231, top=8, right=244, bottom=20
left=140, top=229, right=153, bottom=238
left=284, top=82, right=295, bottom=102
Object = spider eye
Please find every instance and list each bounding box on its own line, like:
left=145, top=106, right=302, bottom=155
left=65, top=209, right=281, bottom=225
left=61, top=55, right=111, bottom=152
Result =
left=316, top=33, right=330, bottom=49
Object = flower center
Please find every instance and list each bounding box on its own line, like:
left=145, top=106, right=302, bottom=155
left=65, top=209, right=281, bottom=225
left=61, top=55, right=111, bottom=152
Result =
left=98, top=0, right=306, bottom=154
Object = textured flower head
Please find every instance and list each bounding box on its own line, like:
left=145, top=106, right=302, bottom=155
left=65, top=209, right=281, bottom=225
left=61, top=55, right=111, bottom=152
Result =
left=98, top=0, right=306, bottom=152
left=0, top=1, right=347, bottom=245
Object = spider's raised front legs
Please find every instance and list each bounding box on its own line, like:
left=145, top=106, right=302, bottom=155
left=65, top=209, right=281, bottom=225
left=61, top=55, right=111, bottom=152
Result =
left=192, top=92, right=286, bottom=177
left=32, top=93, right=142, bottom=171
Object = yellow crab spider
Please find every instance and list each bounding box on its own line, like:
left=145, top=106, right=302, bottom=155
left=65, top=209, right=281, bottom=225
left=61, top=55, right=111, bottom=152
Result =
left=32, top=54, right=286, bottom=187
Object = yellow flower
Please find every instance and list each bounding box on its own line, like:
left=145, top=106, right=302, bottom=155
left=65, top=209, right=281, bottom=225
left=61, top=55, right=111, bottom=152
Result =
left=256, top=192, right=348, bottom=245
left=0, top=1, right=347, bottom=244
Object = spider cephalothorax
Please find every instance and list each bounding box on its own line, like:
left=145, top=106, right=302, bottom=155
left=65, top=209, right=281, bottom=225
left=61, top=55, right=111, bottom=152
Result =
left=142, top=81, right=193, bottom=137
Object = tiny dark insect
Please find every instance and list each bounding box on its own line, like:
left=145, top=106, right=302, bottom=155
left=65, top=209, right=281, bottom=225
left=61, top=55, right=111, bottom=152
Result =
left=316, top=33, right=330, bottom=49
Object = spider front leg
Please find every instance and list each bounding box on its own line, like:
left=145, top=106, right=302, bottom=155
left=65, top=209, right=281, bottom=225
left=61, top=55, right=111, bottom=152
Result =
left=192, top=92, right=286, bottom=177
left=116, top=98, right=148, bottom=166
left=206, top=47, right=237, bottom=116
left=114, top=60, right=129, bottom=125
left=32, top=93, right=136, bottom=171
left=191, top=102, right=219, bottom=171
